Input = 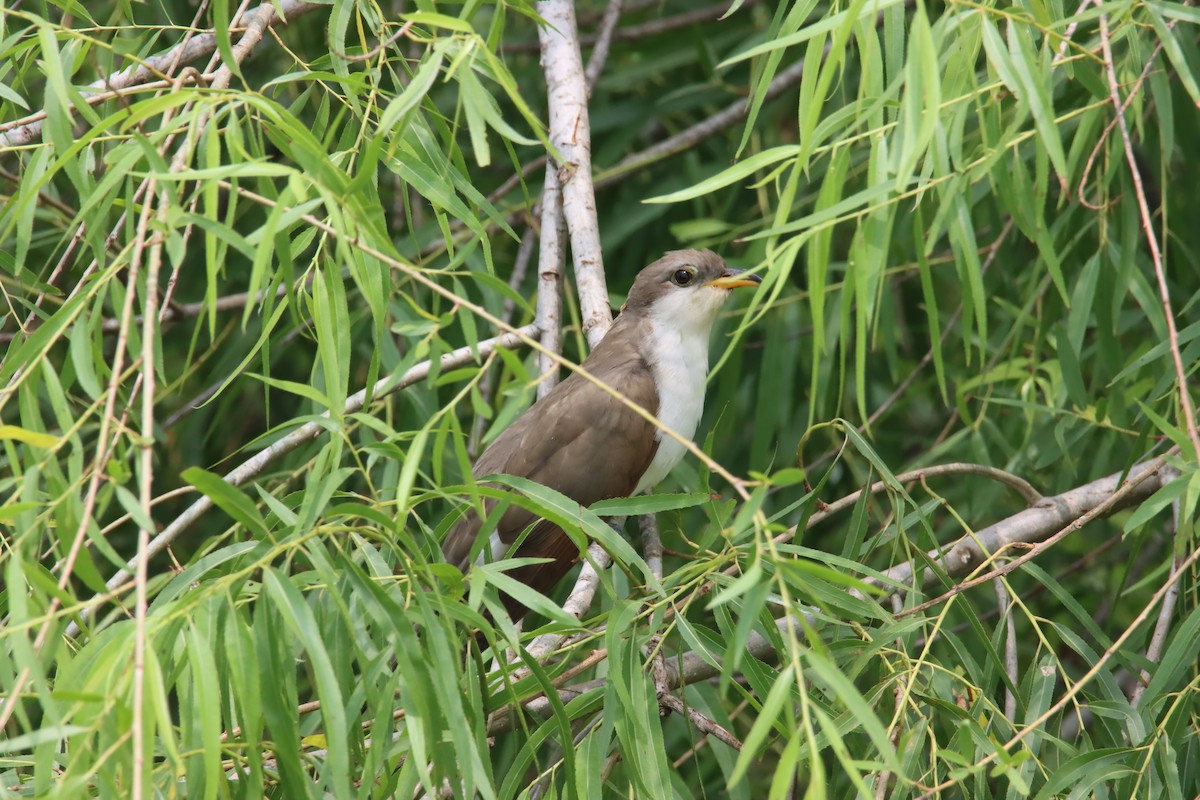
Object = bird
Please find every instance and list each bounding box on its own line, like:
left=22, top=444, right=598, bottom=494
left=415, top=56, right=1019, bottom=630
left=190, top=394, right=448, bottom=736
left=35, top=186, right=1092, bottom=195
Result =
left=442, top=249, right=760, bottom=623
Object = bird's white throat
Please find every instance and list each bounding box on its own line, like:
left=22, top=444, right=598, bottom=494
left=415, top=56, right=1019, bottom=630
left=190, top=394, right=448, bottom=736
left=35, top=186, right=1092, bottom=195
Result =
left=634, top=286, right=727, bottom=493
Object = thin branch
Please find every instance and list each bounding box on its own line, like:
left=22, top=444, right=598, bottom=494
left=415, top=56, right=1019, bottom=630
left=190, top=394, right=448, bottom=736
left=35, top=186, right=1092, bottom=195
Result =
left=994, top=579, right=1017, bottom=721
left=658, top=691, right=744, bottom=751
left=132, top=175, right=167, bottom=800
left=798, top=462, right=1044, bottom=536
left=582, top=0, right=625, bottom=91
left=640, top=513, right=663, bottom=583
left=597, top=58, right=809, bottom=189
left=1131, top=465, right=1184, bottom=708
left=526, top=542, right=613, bottom=660
left=1099, top=13, right=1200, bottom=463
left=1054, top=0, right=1097, bottom=62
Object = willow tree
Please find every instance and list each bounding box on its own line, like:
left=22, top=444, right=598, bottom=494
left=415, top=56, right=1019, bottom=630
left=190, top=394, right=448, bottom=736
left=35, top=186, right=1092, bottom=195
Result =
left=1, top=0, right=1197, bottom=797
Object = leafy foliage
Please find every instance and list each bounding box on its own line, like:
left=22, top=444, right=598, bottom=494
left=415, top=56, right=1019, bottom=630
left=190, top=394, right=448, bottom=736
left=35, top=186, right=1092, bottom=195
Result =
left=1, top=0, right=1198, bottom=797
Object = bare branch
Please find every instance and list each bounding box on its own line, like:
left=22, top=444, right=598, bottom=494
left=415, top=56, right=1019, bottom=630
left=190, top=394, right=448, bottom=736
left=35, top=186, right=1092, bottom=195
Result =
left=1131, top=465, right=1184, bottom=708
left=658, top=691, right=744, bottom=751
left=582, top=0, right=625, bottom=91
left=537, top=0, right=611, bottom=347
left=994, top=580, right=1017, bottom=721
left=798, top=462, right=1044, bottom=536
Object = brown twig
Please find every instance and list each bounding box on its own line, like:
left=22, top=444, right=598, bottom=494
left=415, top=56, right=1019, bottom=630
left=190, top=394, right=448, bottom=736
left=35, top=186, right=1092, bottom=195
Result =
left=658, top=691, right=744, bottom=750
left=1130, top=465, right=1183, bottom=709
left=1098, top=13, right=1200, bottom=462
left=796, top=462, right=1044, bottom=539
left=582, top=0, right=625, bottom=91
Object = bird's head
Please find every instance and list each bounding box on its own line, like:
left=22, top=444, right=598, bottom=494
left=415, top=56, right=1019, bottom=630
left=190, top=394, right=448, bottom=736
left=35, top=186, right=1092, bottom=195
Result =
left=620, top=249, right=761, bottom=332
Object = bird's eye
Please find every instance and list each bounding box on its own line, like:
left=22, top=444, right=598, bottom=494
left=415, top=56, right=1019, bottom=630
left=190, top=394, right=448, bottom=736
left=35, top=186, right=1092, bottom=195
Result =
left=671, top=269, right=695, bottom=286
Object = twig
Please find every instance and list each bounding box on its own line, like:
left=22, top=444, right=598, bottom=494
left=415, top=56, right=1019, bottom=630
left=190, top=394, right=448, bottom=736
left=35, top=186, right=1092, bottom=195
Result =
left=339, top=19, right=414, bottom=62
left=1054, top=0, right=1098, bottom=62
left=537, top=0, right=611, bottom=347
left=1076, top=39, right=1165, bottom=211
left=994, top=579, right=1017, bottom=721
left=640, top=514, right=663, bottom=582
left=597, top=58, right=809, bottom=189
left=1099, top=13, right=1200, bottom=463
left=131, top=167, right=168, bottom=800
left=658, top=691, right=744, bottom=750
left=1131, top=465, right=1184, bottom=708
left=582, top=0, right=625, bottom=91
left=795, top=462, right=1044, bottom=539
left=526, top=542, right=613, bottom=660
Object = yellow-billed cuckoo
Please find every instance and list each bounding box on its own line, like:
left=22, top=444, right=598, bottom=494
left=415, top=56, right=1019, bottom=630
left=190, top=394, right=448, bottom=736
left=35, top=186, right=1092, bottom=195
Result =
left=443, top=249, right=760, bottom=621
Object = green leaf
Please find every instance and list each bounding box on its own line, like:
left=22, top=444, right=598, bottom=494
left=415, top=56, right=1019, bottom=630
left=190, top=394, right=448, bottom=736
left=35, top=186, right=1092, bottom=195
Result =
left=182, top=467, right=270, bottom=539
left=0, top=425, right=59, bottom=448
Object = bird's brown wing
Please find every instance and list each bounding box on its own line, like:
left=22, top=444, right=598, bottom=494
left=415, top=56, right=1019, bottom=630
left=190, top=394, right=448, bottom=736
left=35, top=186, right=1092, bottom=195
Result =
left=441, top=337, right=659, bottom=617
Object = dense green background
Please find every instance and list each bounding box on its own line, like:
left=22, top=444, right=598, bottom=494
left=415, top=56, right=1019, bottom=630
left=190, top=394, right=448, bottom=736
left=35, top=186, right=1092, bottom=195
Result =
left=1, top=0, right=1198, bottom=797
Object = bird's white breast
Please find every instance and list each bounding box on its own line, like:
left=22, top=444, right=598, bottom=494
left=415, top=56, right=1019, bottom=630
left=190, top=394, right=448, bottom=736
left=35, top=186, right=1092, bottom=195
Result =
left=634, top=294, right=716, bottom=493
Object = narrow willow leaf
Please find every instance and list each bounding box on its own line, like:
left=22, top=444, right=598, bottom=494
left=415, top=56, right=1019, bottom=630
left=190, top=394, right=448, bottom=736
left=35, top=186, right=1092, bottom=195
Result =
left=645, top=146, right=800, bottom=204
left=182, top=467, right=270, bottom=539
left=0, top=425, right=59, bottom=448
left=262, top=569, right=352, bottom=798
left=730, top=664, right=795, bottom=784
left=719, top=0, right=906, bottom=66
